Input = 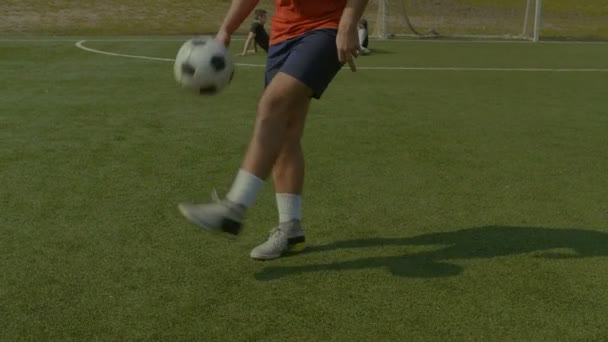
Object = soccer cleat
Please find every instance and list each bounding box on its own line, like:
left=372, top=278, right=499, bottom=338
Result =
left=250, top=220, right=306, bottom=260
left=178, top=193, right=245, bottom=236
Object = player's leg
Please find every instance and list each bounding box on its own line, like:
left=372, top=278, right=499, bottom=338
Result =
left=250, top=29, right=342, bottom=260
left=273, top=113, right=308, bottom=195
left=177, top=62, right=312, bottom=236
left=248, top=99, right=308, bottom=260
left=178, top=29, right=341, bottom=245
left=238, top=72, right=312, bottom=180
left=358, top=26, right=370, bottom=55
left=248, top=88, right=309, bottom=259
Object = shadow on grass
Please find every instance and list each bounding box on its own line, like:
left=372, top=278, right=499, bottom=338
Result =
left=255, top=226, right=608, bottom=280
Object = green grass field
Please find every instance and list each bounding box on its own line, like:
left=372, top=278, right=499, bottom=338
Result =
left=2, top=38, right=608, bottom=340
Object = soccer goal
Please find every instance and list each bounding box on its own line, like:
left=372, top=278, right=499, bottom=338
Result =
left=367, top=0, right=543, bottom=41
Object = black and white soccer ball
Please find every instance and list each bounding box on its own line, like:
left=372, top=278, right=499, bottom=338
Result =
left=174, top=37, right=234, bottom=95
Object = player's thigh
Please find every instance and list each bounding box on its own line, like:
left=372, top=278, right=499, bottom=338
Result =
left=279, top=29, right=342, bottom=99
left=258, top=72, right=312, bottom=121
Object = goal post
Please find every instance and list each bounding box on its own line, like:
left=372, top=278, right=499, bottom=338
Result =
left=369, top=0, right=543, bottom=41
left=533, top=0, right=543, bottom=42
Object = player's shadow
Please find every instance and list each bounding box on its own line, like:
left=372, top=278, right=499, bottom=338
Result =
left=254, top=226, right=608, bottom=281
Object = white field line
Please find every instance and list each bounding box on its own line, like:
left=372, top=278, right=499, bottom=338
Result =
left=75, top=40, right=264, bottom=67
left=75, top=40, right=174, bottom=62
left=0, top=37, right=246, bottom=42
left=74, top=40, right=608, bottom=72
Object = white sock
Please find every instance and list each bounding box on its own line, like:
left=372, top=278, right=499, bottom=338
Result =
left=276, top=193, right=302, bottom=223
left=225, top=169, right=264, bottom=208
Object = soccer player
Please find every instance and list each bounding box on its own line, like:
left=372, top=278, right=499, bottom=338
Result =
left=240, top=8, right=269, bottom=55
left=358, top=18, right=371, bottom=55
left=179, top=0, right=367, bottom=260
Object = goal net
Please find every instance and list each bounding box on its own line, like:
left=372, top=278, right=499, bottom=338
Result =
left=365, top=0, right=539, bottom=40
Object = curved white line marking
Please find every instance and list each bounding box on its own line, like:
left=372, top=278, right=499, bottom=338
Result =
left=75, top=40, right=264, bottom=67
left=75, top=40, right=608, bottom=72
left=76, top=40, right=173, bottom=62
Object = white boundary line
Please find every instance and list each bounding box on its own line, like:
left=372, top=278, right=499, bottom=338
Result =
left=74, top=40, right=608, bottom=73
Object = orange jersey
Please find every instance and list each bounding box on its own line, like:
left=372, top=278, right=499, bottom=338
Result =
left=270, top=0, right=347, bottom=45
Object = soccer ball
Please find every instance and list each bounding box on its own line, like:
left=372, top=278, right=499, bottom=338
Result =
left=174, top=37, right=234, bottom=95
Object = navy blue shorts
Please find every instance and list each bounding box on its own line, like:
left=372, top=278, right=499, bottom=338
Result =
left=265, top=29, right=342, bottom=99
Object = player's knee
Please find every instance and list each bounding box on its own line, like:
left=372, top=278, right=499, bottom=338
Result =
left=257, top=89, right=304, bottom=122
left=259, top=73, right=311, bottom=117
left=284, top=117, right=306, bottom=142
left=281, top=137, right=301, bottom=153
left=257, top=92, right=283, bottom=119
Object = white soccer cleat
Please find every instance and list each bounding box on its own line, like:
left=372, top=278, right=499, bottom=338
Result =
left=178, top=193, right=245, bottom=236
left=250, top=220, right=306, bottom=260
